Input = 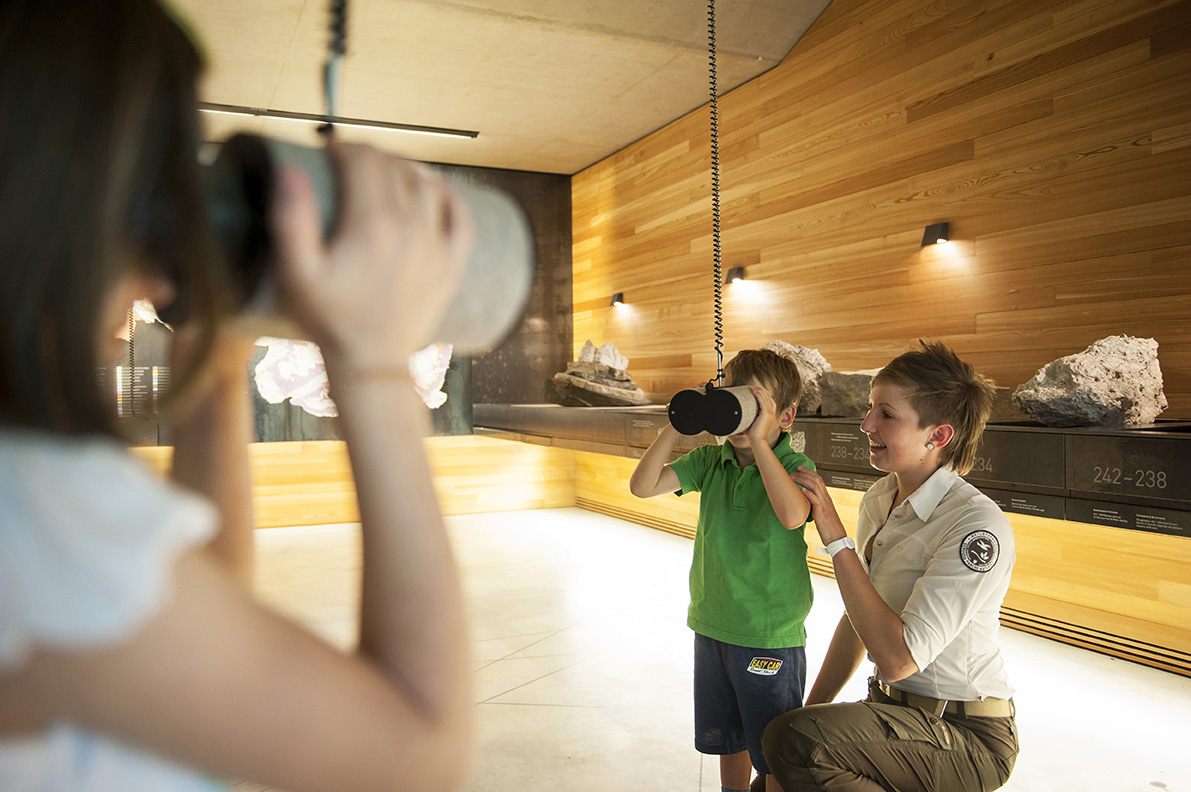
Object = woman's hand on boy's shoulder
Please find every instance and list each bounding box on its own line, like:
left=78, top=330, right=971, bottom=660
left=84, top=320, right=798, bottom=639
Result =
left=792, top=467, right=847, bottom=543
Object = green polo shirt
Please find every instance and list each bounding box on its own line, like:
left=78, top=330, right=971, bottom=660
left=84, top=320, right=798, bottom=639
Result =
left=670, top=433, right=814, bottom=649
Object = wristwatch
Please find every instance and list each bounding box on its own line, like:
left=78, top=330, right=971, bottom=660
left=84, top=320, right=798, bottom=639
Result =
left=824, top=536, right=857, bottom=559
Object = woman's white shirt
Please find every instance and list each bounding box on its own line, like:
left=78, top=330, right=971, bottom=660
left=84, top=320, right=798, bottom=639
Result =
left=856, top=466, right=1016, bottom=702
left=0, top=429, right=227, bottom=791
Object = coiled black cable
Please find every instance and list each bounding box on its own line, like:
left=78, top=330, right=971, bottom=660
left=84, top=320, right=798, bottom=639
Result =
left=329, top=0, right=347, bottom=55
left=322, top=1, right=348, bottom=135
left=707, top=0, right=724, bottom=387
left=125, top=308, right=135, bottom=418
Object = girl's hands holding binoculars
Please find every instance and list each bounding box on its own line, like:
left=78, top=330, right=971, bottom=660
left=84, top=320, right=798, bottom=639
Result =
left=270, top=141, right=476, bottom=379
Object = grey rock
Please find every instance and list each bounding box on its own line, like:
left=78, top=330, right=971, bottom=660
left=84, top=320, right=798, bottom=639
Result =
left=566, top=360, right=632, bottom=384
left=547, top=339, right=649, bottom=407
left=764, top=341, right=832, bottom=415
left=1012, top=336, right=1167, bottom=427
left=547, top=373, right=650, bottom=407
left=820, top=369, right=882, bottom=418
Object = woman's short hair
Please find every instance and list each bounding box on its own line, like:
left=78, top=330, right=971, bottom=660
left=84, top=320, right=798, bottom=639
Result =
left=872, top=341, right=996, bottom=475
left=0, top=0, right=224, bottom=434
left=724, top=348, right=803, bottom=414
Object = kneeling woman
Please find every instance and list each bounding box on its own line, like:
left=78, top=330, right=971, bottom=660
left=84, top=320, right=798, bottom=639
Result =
left=764, top=342, right=1019, bottom=791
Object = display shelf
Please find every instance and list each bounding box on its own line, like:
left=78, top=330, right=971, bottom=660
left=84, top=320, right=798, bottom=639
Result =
left=474, top=404, right=1191, bottom=537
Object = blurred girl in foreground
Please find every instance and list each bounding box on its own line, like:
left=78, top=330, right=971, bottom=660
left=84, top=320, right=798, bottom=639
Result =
left=0, top=1, right=476, bottom=789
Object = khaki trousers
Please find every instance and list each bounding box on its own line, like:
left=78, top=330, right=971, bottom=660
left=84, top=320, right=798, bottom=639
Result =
left=761, top=682, right=1018, bottom=791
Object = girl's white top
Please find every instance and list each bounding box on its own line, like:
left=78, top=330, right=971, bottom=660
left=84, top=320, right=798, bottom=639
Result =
left=0, top=429, right=227, bottom=791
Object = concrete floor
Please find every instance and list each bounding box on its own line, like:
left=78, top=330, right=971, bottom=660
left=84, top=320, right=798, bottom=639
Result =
left=244, top=507, right=1191, bottom=792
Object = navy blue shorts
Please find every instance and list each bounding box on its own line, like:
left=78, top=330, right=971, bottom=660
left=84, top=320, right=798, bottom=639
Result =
left=694, top=633, right=806, bottom=775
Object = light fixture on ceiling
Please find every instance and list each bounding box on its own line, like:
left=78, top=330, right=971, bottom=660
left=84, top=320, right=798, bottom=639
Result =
left=922, top=222, right=950, bottom=246
left=725, top=266, right=745, bottom=284
left=197, top=102, right=479, bottom=140
left=610, top=292, right=624, bottom=307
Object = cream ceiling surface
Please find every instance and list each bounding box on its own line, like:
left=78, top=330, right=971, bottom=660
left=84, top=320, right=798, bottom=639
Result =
left=175, top=0, right=830, bottom=174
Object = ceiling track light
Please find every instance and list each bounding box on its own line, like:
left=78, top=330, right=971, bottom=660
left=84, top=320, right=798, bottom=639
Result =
left=198, top=102, right=479, bottom=139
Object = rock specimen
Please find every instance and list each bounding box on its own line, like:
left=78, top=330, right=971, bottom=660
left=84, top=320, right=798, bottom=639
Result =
left=764, top=340, right=831, bottom=415
left=819, top=369, right=882, bottom=418
left=579, top=340, right=628, bottom=370
left=546, top=340, right=650, bottom=407
left=1012, top=335, right=1167, bottom=427
left=254, top=337, right=337, bottom=417
left=255, top=338, right=456, bottom=416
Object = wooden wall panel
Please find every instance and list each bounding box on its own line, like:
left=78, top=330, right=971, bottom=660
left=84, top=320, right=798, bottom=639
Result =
left=574, top=452, right=701, bottom=539
left=426, top=435, right=576, bottom=514
left=132, top=436, right=577, bottom=528
left=136, top=438, right=1190, bottom=671
left=570, top=450, right=1191, bottom=674
left=248, top=441, right=359, bottom=527
left=572, top=0, right=1191, bottom=417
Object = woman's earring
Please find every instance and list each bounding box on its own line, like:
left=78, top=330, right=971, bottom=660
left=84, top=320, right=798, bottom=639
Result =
left=926, top=442, right=935, bottom=450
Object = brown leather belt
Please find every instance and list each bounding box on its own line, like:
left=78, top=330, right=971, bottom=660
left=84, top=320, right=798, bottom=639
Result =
left=873, top=678, right=1014, bottom=718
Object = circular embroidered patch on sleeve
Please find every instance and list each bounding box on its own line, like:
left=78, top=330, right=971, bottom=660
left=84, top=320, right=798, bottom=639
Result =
left=791, top=431, right=807, bottom=454
left=960, top=530, right=999, bottom=572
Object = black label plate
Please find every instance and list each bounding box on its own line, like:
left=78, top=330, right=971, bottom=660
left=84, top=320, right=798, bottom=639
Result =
left=822, top=471, right=882, bottom=492
left=1067, top=435, right=1190, bottom=508
left=805, top=423, right=877, bottom=473
left=972, top=430, right=1065, bottom=488
left=979, top=488, right=1066, bottom=520
left=626, top=414, right=670, bottom=446
left=1067, top=499, right=1190, bottom=538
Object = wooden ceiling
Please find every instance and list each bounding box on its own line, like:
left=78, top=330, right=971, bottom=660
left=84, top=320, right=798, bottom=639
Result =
left=175, top=0, right=831, bottom=174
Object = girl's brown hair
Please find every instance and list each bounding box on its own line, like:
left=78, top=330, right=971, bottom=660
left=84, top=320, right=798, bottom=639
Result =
left=872, top=341, right=996, bottom=475
left=0, top=0, right=224, bottom=434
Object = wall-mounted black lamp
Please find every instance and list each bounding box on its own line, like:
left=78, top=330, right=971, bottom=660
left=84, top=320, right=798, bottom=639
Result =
left=921, top=222, right=950, bottom=246
left=610, top=292, right=624, bottom=307
left=725, top=266, right=745, bottom=284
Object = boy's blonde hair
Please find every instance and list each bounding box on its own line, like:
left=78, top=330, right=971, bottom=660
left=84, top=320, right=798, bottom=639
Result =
left=872, top=341, right=996, bottom=475
left=724, top=349, right=803, bottom=415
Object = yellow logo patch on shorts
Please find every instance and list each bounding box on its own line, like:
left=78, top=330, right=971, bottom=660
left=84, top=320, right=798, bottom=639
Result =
left=747, top=657, right=782, bottom=676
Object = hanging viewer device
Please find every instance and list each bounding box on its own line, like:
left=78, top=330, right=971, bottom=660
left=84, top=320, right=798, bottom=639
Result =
left=669, top=383, right=759, bottom=437
left=666, top=0, right=758, bottom=437
left=158, top=0, right=534, bottom=356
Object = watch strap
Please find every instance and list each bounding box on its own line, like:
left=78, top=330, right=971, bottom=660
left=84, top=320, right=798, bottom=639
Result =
left=824, top=536, right=856, bottom=559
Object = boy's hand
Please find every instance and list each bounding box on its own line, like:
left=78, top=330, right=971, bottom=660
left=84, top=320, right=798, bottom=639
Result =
left=744, top=386, right=779, bottom=446
left=749, top=394, right=812, bottom=529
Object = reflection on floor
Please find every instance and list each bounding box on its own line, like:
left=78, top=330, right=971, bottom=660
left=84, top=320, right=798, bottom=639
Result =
left=243, top=507, right=1191, bottom=792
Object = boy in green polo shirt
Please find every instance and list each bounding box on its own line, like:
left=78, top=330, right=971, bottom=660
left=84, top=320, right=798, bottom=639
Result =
left=630, top=348, right=814, bottom=792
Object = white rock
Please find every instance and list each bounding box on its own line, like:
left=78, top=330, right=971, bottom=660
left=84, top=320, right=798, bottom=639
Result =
left=764, top=341, right=832, bottom=415
left=1012, top=335, right=1167, bottom=427
left=550, top=339, right=646, bottom=406
left=577, top=339, right=629, bottom=371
